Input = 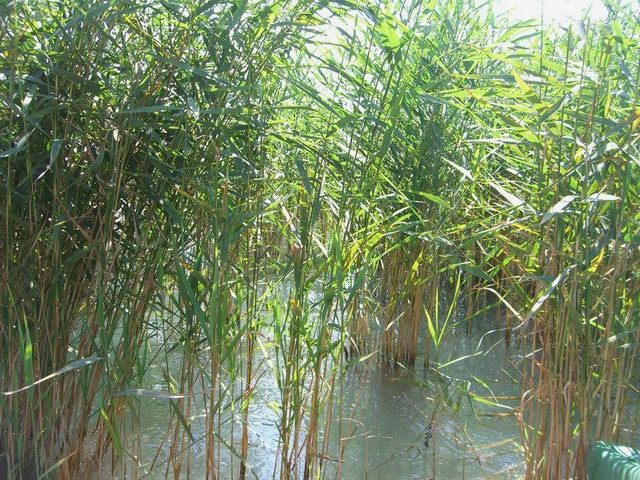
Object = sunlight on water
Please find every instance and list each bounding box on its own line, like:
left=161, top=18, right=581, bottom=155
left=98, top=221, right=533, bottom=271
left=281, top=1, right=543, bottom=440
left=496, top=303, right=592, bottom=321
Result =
left=125, top=295, right=525, bottom=480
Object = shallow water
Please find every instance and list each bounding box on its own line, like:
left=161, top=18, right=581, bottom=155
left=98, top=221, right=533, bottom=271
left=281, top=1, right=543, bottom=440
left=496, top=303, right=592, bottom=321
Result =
left=319, top=327, right=524, bottom=480
left=119, top=311, right=525, bottom=480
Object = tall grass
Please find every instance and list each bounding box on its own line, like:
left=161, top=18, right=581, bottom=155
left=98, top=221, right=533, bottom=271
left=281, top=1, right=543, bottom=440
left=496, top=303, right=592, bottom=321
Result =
left=1, top=0, right=639, bottom=479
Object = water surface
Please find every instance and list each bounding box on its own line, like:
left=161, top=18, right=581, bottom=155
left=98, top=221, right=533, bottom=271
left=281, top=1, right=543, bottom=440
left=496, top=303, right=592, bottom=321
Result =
left=128, top=313, right=525, bottom=479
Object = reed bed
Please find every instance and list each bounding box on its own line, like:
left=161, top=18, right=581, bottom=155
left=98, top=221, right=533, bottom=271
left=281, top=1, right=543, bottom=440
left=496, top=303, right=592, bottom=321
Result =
left=1, top=0, right=639, bottom=479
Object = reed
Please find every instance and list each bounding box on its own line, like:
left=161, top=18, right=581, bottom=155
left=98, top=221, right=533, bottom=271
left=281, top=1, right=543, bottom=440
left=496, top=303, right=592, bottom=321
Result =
left=1, top=0, right=638, bottom=479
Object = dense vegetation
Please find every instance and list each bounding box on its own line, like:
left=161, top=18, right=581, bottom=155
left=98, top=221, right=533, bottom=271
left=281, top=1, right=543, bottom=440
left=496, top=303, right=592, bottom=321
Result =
left=1, top=0, right=639, bottom=478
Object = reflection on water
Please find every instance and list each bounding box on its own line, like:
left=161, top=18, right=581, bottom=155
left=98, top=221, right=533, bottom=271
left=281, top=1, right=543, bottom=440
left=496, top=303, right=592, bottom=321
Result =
left=321, top=327, right=523, bottom=480
left=126, top=314, right=524, bottom=480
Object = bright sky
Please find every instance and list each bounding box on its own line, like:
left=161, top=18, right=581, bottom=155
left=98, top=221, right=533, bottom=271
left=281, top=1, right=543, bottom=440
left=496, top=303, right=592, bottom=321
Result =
left=493, top=0, right=609, bottom=24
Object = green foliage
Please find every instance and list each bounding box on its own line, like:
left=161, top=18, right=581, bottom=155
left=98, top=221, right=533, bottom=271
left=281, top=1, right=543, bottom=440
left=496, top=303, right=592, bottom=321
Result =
left=1, top=0, right=639, bottom=478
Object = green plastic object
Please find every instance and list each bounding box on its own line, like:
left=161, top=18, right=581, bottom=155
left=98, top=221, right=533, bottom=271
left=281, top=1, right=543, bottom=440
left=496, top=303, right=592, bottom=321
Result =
left=587, top=441, right=640, bottom=480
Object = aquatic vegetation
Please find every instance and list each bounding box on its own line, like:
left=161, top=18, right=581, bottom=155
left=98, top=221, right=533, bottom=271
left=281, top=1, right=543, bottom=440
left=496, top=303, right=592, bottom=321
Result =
left=1, top=0, right=638, bottom=479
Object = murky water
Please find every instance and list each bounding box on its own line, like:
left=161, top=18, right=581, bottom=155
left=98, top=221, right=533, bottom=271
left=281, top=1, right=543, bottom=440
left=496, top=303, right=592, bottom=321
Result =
left=120, top=303, right=525, bottom=480
left=321, top=330, right=524, bottom=480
